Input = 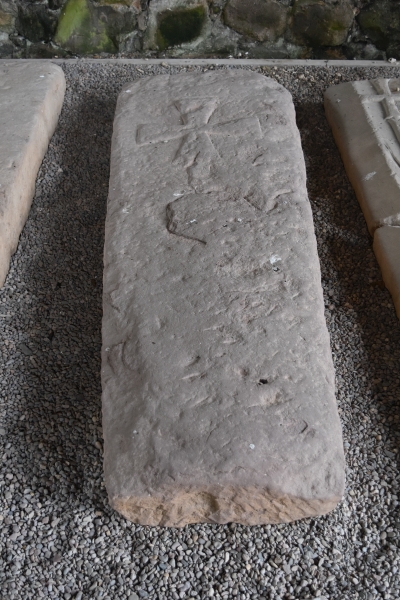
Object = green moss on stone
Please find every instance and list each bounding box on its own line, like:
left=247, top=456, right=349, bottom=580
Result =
left=156, top=6, right=206, bottom=50
left=55, top=0, right=115, bottom=54
left=56, top=0, right=90, bottom=45
left=328, top=20, right=348, bottom=33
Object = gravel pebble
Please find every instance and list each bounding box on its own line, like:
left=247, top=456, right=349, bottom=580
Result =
left=0, top=61, right=400, bottom=599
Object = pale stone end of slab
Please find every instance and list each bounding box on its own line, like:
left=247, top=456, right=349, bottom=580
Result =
left=109, top=487, right=343, bottom=528
left=0, top=61, right=66, bottom=287
left=373, top=226, right=400, bottom=319
left=324, top=79, right=400, bottom=236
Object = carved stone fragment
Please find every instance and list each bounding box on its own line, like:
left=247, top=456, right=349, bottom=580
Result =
left=325, top=79, right=400, bottom=319
left=103, top=71, right=344, bottom=526
left=325, top=79, right=400, bottom=235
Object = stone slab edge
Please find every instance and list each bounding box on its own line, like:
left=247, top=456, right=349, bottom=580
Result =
left=1, top=58, right=399, bottom=67
left=0, top=62, right=66, bottom=287
left=373, top=226, right=400, bottom=320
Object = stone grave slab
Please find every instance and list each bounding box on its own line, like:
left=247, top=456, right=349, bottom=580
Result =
left=102, top=70, right=345, bottom=526
left=325, top=79, right=400, bottom=319
left=0, top=61, right=66, bottom=287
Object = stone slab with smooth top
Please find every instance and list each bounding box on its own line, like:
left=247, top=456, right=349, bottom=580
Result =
left=0, top=61, right=66, bottom=287
left=102, top=70, right=345, bottom=526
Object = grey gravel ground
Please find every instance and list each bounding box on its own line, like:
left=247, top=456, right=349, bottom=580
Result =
left=0, top=62, right=399, bottom=600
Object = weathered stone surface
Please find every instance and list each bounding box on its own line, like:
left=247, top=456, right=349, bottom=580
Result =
left=0, top=61, right=65, bottom=286
left=49, top=0, right=66, bottom=8
left=25, top=41, right=68, bottom=59
left=373, top=226, right=400, bottom=319
left=223, top=0, right=288, bottom=43
left=0, top=2, right=15, bottom=35
left=325, top=79, right=400, bottom=235
left=292, top=0, right=354, bottom=48
left=102, top=70, right=344, bottom=526
left=16, top=3, right=58, bottom=43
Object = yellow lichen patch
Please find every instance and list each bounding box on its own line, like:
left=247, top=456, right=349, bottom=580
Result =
left=0, top=10, right=14, bottom=33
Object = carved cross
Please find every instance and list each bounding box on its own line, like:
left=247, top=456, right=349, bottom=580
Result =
left=136, top=98, right=262, bottom=183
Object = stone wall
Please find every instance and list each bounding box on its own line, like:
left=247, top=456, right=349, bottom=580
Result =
left=0, top=0, right=397, bottom=60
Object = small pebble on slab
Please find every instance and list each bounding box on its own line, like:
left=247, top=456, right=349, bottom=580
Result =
left=102, top=70, right=345, bottom=526
left=0, top=61, right=65, bottom=287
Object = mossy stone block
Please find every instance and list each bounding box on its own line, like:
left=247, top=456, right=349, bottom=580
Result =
left=98, top=4, right=137, bottom=40
left=224, top=0, right=288, bottom=43
left=358, top=0, right=400, bottom=56
left=55, top=0, right=116, bottom=54
left=17, top=4, right=58, bottom=43
left=292, top=0, right=354, bottom=47
left=49, top=0, right=67, bottom=8
left=156, top=5, right=206, bottom=50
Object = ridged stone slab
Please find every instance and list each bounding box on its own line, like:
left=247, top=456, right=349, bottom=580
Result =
left=325, top=79, right=400, bottom=319
left=325, top=79, right=400, bottom=236
left=102, top=71, right=344, bottom=526
left=0, top=61, right=66, bottom=287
